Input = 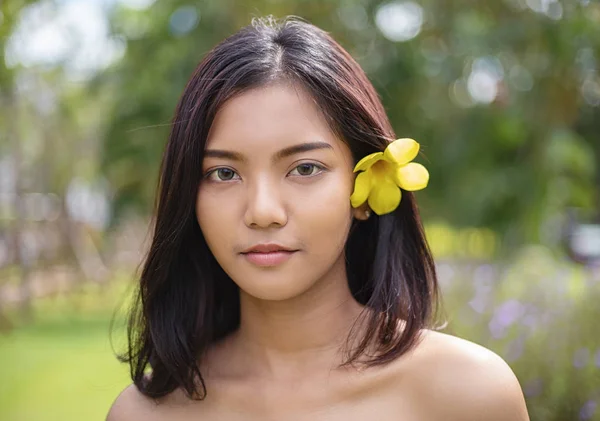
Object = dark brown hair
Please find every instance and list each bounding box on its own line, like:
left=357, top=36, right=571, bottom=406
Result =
left=119, top=15, right=442, bottom=401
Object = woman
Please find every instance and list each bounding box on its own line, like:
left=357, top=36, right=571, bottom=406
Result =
left=108, top=16, right=529, bottom=420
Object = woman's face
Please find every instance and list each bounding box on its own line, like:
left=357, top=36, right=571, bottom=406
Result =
left=196, top=82, right=362, bottom=301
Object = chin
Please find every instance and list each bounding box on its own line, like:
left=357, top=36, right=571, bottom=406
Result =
left=234, top=273, right=318, bottom=302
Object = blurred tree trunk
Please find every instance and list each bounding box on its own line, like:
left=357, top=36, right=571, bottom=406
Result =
left=8, top=88, right=33, bottom=321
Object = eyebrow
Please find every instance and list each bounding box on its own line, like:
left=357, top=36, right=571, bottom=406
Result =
left=204, top=141, right=333, bottom=163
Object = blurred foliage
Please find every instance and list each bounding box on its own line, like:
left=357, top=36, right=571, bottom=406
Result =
left=93, top=0, right=600, bottom=249
left=441, top=247, right=600, bottom=420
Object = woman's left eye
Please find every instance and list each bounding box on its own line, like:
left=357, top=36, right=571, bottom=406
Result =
left=288, top=163, right=324, bottom=177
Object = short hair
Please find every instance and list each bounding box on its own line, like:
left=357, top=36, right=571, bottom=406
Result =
left=118, top=15, right=442, bottom=400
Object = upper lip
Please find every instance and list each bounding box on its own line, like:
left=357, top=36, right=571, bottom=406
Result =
left=241, top=243, right=297, bottom=254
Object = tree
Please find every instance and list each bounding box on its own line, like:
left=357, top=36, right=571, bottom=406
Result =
left=92, top=0, right=598, bottom=248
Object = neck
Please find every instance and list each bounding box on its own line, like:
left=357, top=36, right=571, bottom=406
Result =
left=224, top=259, right=367, bottom=380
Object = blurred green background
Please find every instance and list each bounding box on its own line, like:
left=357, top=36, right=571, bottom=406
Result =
left=1, top=0, right=599, bottom=420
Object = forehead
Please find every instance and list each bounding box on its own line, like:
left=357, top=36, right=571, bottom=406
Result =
left=206, top=82, right=344, bottom=154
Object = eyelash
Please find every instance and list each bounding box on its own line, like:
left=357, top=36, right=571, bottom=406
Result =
left=204, top=162, right=327, bottom=182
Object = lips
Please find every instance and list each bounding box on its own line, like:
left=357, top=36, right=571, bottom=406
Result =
left=241, top=243, right=296, bottom=254
left=240, top=243, right=298, bottom=267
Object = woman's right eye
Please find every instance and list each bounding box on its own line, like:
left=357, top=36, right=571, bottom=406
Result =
left=205, top=168, right=240, bottom=182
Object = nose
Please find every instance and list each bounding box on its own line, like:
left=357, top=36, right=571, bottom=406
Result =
left=243, top=176, right=288, bottom=229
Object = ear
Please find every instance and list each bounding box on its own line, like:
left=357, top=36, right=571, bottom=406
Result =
left=352, top=202, right=371, bottom=221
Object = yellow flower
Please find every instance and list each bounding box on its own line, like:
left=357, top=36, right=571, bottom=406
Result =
left=350, top=138, right=429, bottom=215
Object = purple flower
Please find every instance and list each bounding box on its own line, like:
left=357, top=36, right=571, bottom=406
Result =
left=523, top=378, right=543, bottom=398
left=494, top=299, right=525, bottom=328
left=473, top=264, right=496, bottom=286
left=505, top=337, right=525, bottom=362
left=520, top=314, right=537, bottom=330
left=579, top=400, right=597, bottom=420
left=519, top=304, right=539, bottom=331
left=488, top=318, right=507, bottom=339
left=436, top=263, right=455, bottom=288
left=573, top=348, right=590, bottom=369
left=469, top=293, right=489, bottom=314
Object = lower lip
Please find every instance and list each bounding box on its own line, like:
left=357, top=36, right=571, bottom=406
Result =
left=242, top=251, right=297, bottom=267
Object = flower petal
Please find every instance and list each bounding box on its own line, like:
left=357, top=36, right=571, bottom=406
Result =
left=353, top=152, right=383, bottom=173
left=383, top=138, right=420, bottom=165
left=394, top=163, right=429, bottom=191
left=367, top=178, right=401, bottom=215
left=350, top=170, right=372, bottom=208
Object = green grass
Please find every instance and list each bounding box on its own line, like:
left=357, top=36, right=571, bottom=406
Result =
left=0, top=278, right=134, bottom=421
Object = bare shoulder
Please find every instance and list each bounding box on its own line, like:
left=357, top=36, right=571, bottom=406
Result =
left=404, top=329, right=530, bottom=421
left=106, top=384, right=160, bottom=421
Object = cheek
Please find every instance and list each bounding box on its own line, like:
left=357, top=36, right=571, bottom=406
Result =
left=195, top=190, right=233, bottom=256
left=297, top=173, right=354, bottom=246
